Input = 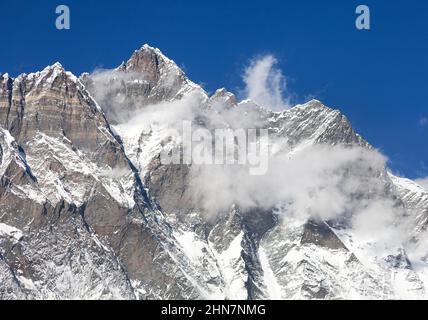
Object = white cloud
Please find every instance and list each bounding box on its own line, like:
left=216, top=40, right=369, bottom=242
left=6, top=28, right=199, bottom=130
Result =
left=86, top=60, right=412, bottom=259
left=190, top=144, right=390, bottom=219
left=420, top=117, right=428, bottom=127
left=84, top=68, right=144, bottom=123
left=351, top=199, right=408, bottom=252
left=242, top=55, right=291, bottom=111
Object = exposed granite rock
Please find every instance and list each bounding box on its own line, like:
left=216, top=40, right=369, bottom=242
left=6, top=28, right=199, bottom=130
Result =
left=301, top=219, right=348, bottom=250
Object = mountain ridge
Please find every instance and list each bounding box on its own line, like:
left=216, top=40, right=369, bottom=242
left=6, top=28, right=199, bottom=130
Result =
left=1, top=45, right=428, bottom=299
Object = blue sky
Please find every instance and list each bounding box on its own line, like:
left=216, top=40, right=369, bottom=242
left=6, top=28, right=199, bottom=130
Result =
left=0, top=0, right=427, bottom=178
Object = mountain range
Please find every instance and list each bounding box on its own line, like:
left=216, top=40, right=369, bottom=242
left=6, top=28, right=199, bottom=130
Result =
left=1, top=45, right=428, bottom=300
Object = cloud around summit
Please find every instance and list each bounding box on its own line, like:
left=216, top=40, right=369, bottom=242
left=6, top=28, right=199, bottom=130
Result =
left=242, top=55, right=292, bottom=111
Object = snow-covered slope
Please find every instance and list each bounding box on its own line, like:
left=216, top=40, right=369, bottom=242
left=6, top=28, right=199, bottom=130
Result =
left=390, top=174, right=428, bottom=234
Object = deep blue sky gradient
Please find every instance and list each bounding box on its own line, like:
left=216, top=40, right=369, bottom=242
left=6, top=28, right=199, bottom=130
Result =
left=0, top=0, right=427, bottom=178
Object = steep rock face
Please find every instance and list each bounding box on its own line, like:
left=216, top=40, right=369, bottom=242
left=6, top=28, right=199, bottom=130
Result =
left=259, top=217, right=387, bottom=299
left=0, top=254, right=26, bottom=300
left=0, top=73, right=22, bottom=138
left=0, top=63, right=217, bottom=300
left=116, top=44, right=200, bottom=101
left=0, top=126, right=136, bottom=298
left=209, top=88, right=237, bottom=110
left=0, top=64, right=128, bottom=168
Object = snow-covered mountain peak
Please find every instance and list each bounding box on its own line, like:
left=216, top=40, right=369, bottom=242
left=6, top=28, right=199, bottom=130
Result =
left=292, top=99, right=336, bottom=113
left=237, top=98, right=266, bottom=111
left=212, top=87, right=233, bottom=97
left=137, top=43, right=174, bottom=63
left=9, top=62, right=82, bottom=94
left=122, top=44, right=201, bottom=92
left=80, top=45, right=207, bottom=123
left=209, top=88, right=237, bottom=109
left=121, top=43, right=183, bottom=77
left=1, top=73, right=10, bottom=82
left=49, top=61, right=64, bottom=70
left=29, top=61, right=66, bottom=78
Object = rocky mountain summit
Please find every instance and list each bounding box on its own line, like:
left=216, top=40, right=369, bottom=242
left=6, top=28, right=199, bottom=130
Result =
left=1, top=45, right=428, bottom=300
